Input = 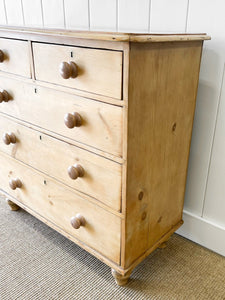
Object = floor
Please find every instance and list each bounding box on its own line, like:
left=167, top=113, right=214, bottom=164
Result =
left=0, top=198, right=225, bottom=300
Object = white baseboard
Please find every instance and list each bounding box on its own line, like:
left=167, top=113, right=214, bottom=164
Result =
left=176, top=210, right=225, bottom=257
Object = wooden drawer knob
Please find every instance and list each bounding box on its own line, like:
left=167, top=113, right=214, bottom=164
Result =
left=3, top=132, right=16, bottom=145
left=9, top=178, right=22, bottom=190
left=59, top=61, right=78, bottom=79
left=68, top=164, right=84, bottom=180
left=71, top=213, right=86, bottom=229
left=0, top=90, right=9, bottom=103
left=64, top=112, right=82, bottom=128
left=0, top=50, right=4, bottom=63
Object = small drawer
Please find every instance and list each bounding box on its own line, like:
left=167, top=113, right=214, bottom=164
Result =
left=0, top=153, right=121, bottom=264
left=0, top=115, right=122, bottom=211
left=0, top=76, right=123, bottom=157
left=32, top=42, right=123, bottom=99
left=0, top=38, right=31, bottom=78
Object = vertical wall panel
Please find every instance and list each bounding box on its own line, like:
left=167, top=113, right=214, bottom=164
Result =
left=5, top=0, right=24, bottom=26
left=150, top=0, right=188, bottom=32
left=184, top=0, right=225, bottom=215
left=203, top=66, right=225, bottom=227
left=42, top=0, right=64, bottom=28
left=22, top=0, right=43, bottom=27
left=64, top=0, right=89, bottom=30
left=90, top=0, right=116, bottom=31
left=118, top=0, right=150, bottom=33
left=186, top=0, right=225, bottom=35
left=0, top=0, right=7, bottom=25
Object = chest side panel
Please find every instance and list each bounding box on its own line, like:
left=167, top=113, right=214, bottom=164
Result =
left=124, top=41, right=203, bottom=268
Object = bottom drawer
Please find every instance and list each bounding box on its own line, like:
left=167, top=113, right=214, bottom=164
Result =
left=0, top=153, right=121, bottom=264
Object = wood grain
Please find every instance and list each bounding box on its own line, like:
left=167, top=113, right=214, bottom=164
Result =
left=7, top=199, right=20, bottom=210
left=2, top=189, right=124, bottom=272
left=0, top=115, right=122, bottom=211
left=0, top=77, right=123, bottom=157
left=123, top=41, right=203, bottom=268
left=111, top=268, right=132, bottom=286
left=0, top=38, right=31, bottom=77
left=0, top=153, right=121, bottom=264
left=33, top=42, right=123, bottom=99
left=0, top=70, right=125, bottom=106
left=0, top=27, right=208, bottom=282
left=0, top=26, right=211, bottom=42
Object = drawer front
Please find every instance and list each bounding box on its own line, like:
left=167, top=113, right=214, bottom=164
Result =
left=0, top=116, right=122, bottom=211
left=0, top=38, right=31, bottom=77
left=0, top=76, right=122, bottom=157
left=33, top=42, right=123, bottom=99
left=0, top=154, right=121, bottom=264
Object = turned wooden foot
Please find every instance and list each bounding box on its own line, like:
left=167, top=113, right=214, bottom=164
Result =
left=111, top=269, right=131, bottom=286
left=7, top=199, right=20, bottom=211
left=158, top=241, right=167, bottom=249
left=158, top=237, right=170, bottom=249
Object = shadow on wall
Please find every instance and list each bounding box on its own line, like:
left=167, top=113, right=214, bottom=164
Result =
left=184, top=44, right=224, bottom=215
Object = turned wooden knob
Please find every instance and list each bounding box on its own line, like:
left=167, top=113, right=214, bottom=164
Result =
left=0, top=50, right=4, bottom=63
left=68, top=164, right=84, bottom=180
left=2, top=132, right=16, bottom=145
left=0, top=90, right=9, bottom=103
left=64, top=112, right=82, bottom=128
left=9, top=178, right=22, bottom=190
left=71, top=213, right=86, bottom=229
left=59, top=61, right=78, bottom=79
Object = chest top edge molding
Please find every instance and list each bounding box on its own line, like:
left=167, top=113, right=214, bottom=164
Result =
left=0, top=26, right=211, bottom=44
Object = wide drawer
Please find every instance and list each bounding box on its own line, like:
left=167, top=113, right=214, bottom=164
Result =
left=0, top=153, right=121, bottom=264
left=0, top=76, right=122, bottom=157
left=0, top=38, right=31, bottom=77
left=33, top=42, right=123, bottom=99
left=0, top=115, right=122, bottom=211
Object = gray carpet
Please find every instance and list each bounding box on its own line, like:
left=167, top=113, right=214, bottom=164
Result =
left=0, top=198, right=225, bottom=300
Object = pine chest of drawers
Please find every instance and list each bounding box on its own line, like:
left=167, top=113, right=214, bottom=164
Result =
left=0, top=27, right=210, bottom=285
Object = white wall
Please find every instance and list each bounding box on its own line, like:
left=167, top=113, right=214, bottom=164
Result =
left=0, top=0, right=224, bottom=256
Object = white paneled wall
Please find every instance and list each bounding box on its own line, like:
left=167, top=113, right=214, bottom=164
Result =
left=0, top=0, right=7, bottom=25
left=118, top=0, right=150, bottom=32
left=90, top=0, right=117, bottom=31
left=176, top=0, right=225, bottom=257
left=22, top=0, right=43, bottom=28
left=203, top=66, right=225, bottom=227
left=42, top=0, right=64, bottom=28
left=184, top=0, right=225, bottom=216
left=5, top=0, right=24, bottom=26
left=0, top=0, right=224, bottom=256
left=64, top=0, right=89, bottom=30
left=150, top=0, right=188, bottom=33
